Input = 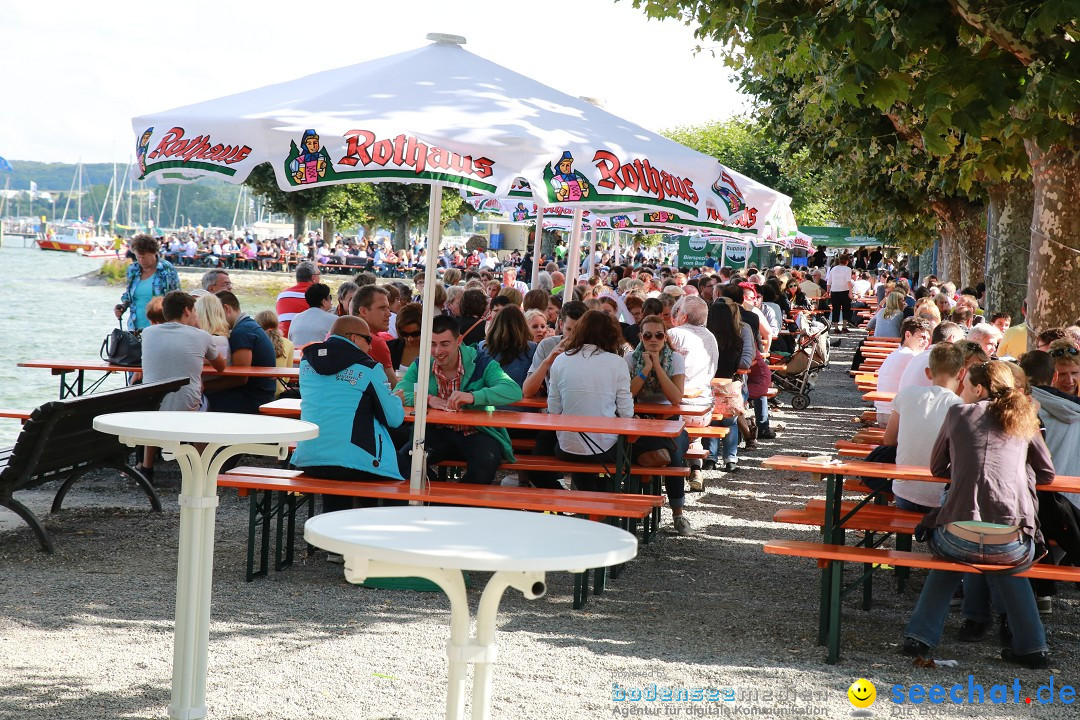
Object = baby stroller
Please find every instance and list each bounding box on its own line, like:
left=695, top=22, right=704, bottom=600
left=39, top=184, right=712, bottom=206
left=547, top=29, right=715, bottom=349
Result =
left=770, top=312, right=831, bottom=410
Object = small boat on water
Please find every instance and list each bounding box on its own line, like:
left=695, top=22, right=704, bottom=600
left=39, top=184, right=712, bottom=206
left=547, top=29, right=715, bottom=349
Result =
left=36, top=225, right=113, bottom=254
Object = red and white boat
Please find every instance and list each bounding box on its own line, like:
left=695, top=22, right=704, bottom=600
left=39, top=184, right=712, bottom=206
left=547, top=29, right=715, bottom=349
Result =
left=36, top=225, right=113, bottom=254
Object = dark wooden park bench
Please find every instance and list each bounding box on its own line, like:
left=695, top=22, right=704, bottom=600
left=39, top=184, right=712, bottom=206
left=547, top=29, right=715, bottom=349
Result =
left=1, top=377, right=188, bottom=551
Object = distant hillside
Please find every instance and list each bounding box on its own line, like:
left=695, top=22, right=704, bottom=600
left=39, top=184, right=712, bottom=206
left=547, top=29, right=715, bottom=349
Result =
left=1, top=160, right=248, bottom=229
left=3, top=161, right=120, bottom=191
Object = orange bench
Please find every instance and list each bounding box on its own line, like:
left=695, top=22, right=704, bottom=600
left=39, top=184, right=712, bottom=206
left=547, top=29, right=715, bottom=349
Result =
left=764, top=539, right=1080, bottom=664
left=219, top=467, right=664, bottom=607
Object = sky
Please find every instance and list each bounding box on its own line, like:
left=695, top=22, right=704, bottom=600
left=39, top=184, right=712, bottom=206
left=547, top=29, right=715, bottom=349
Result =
left=0, top=0, right=747, bottom=166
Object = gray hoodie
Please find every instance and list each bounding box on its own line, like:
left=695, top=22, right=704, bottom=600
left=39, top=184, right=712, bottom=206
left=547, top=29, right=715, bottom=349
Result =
left=1033, top=386, right=1080, bottom=509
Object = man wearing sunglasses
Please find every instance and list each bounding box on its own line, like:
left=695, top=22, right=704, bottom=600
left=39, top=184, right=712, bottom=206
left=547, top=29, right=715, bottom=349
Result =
left=1049, top=340, right=1080, bottom=397
left=292, top=316, right=406, bottom=521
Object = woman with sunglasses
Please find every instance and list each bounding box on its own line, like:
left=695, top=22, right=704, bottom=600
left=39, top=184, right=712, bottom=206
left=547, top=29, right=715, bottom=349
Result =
left=386, top=302, right=423, bottom=378
left=902, top=361, right=1054, bottom=668
left=627, top=314, right=693, bottom=535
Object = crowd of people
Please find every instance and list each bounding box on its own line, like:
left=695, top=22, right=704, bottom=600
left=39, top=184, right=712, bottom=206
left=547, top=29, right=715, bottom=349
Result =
left=114, top=232, right=1080, bottom=664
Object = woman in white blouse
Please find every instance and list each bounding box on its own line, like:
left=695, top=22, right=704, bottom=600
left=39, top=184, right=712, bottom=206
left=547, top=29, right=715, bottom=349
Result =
left=545, top=310, right=634, bottom=492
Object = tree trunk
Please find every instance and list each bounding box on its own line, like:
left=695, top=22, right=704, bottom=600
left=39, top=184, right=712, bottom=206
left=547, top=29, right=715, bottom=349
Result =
left=937, top=227, right=959, bottom=286
left=541, top=229, right=557, bottom=261
left=985, top=179, right=1033, bottom=323
left=1025, top=140, right=1080, bottom=342
left=321, top=217, right=336, bottom=245
left=361, top=223, right=375, bottom=242
left=292, top=213, right=306, bottom=240
left=932, top=198, right=985, bottom=288
left=393, top=217, right=410, bottom=252
left=919, top=246, right=935, bottom=282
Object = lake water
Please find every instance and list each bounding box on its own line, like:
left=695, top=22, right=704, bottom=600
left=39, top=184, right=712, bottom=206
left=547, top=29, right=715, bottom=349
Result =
left=0, top=244, right=278, bottom=447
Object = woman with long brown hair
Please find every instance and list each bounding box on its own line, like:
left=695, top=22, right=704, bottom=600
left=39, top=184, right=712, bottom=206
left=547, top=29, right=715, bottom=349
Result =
left=903, top=361, right=1055, bottom=668
left=536, top=310, right=633, bottom=492
left=478, top=305, right=536, bottom=388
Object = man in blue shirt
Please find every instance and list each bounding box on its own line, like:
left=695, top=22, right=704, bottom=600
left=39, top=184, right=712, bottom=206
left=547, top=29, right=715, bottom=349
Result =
left=204, top=291, right=277, bottom=414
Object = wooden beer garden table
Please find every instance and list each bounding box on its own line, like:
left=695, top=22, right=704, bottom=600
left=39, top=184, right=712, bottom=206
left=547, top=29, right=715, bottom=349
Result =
left=18, top=359, right=299, bottom=399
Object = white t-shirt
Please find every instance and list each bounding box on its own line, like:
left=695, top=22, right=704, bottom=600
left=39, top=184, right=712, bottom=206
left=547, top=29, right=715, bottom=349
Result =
left=667, top=324, right=720, bottom=404
left=892, top=385, right=963, bottom=507
left=827, top=265, right=853, bottom=293
left=898, top=348, right=933, bottom=391
left=874, top=346, right=918, bottom=425
left=288, top=307, right=336, bottom=347
left=548, top=346, right=634, bottom=454
left=852, top=278, right=872, bottom=296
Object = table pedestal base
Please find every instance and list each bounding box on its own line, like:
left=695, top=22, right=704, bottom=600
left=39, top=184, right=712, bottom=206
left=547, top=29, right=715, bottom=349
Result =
left=345, top=558, right=547, bottom=720
left=128, top=440, right=290, bottom=720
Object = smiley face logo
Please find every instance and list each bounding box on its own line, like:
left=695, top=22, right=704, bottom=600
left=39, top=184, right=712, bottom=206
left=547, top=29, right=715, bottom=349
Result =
left=848, top=678, right=876, bottom=711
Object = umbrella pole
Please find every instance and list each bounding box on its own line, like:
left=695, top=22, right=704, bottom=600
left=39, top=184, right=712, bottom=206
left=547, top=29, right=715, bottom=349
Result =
left=721, top=240, right=727, bottom=269
left=562, top=207, right=585, bottom=303
left=586, top=225, right=597, bottom=278
left=531, top=206, right=544, bottom=289
left=409, top=183, right=444, bottom=494
left=614, top=231, right=621, bottom=265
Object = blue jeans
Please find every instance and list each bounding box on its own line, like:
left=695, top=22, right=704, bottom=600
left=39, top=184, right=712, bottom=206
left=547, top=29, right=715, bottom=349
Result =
left=904, top=527, right=1046, bottom=655
left=706, top=416, right=739, bottom=464
left=752, top=396, right=770, bottom=430
left=634, top=430, right=690, bottom=509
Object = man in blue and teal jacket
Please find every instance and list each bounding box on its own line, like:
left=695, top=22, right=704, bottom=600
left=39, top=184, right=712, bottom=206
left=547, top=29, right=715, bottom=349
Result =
left=292, top=316, right=405, bottom=512
left=396, top=315, right=522, bottom=484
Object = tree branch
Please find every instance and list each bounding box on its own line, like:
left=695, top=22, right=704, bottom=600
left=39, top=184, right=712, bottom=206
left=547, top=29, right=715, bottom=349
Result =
left=948, top=0, right=1037, bottom=66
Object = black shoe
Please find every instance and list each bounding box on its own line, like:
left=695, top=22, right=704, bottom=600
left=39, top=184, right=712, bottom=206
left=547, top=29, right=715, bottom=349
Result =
left=134, top=464, right=155, bottom=482
left=957, top=619, right=989, bottom=642
left=999, top=615, right=1013, bottom=648
left=1001, top=648, right=1050, bottom=669
left=901, top=638, right=932, bottom=657
left=702, top=458, right=717, bottom=471
left=758, top=427, right=777, bottom=440
left=724, top=461, right=739, bottom=472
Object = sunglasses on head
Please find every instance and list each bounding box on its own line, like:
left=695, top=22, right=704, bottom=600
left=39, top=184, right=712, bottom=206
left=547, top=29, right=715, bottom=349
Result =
left=641, top=331, right=666, bottom=341
left=1051, top=346, right=1080, bottom=358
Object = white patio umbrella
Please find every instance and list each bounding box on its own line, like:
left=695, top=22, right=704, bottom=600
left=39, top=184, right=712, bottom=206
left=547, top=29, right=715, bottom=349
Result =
left=131, top=33, right=772, bottom=498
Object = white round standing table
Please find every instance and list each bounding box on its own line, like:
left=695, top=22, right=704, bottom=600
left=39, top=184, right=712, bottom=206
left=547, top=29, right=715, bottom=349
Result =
left=93, top=411, right=318, bottom=720
left=305, top=506, right=638, bottom=720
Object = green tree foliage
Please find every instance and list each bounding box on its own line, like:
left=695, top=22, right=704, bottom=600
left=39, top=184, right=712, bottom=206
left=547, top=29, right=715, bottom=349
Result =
left=369, top=183, right=470, bottom=251
left=632, top=0, right=1080, bottom=309
left=664, top=117, right=836, bottom=226
left=244, top=163, right=338, bottom=238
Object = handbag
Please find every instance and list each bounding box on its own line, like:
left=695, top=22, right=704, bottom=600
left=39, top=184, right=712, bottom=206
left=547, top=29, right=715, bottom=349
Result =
left=101, top=319, right=142, bottom=367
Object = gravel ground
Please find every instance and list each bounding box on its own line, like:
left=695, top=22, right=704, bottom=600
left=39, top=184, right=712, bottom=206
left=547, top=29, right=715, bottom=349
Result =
left=1, top=330, right=1077, bottom=720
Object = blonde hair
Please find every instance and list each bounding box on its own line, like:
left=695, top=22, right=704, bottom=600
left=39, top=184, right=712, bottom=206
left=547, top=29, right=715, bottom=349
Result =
left=913, top=297, right=941, bottom=322
left=882, top=291, right=906, bottom=319
left=966, top=360, right=1040, bottom=438
left=254, top=309, right=286, bottom=359
left=194, top=294, right=230, bottom=338
left=498, top=286, right=523, bottom=306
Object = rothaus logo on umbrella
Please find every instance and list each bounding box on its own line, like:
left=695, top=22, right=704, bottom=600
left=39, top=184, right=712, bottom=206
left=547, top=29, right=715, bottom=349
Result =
left=336, top=129, right=495, bottom=179
left=137, top=126, right=253, bottom=179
